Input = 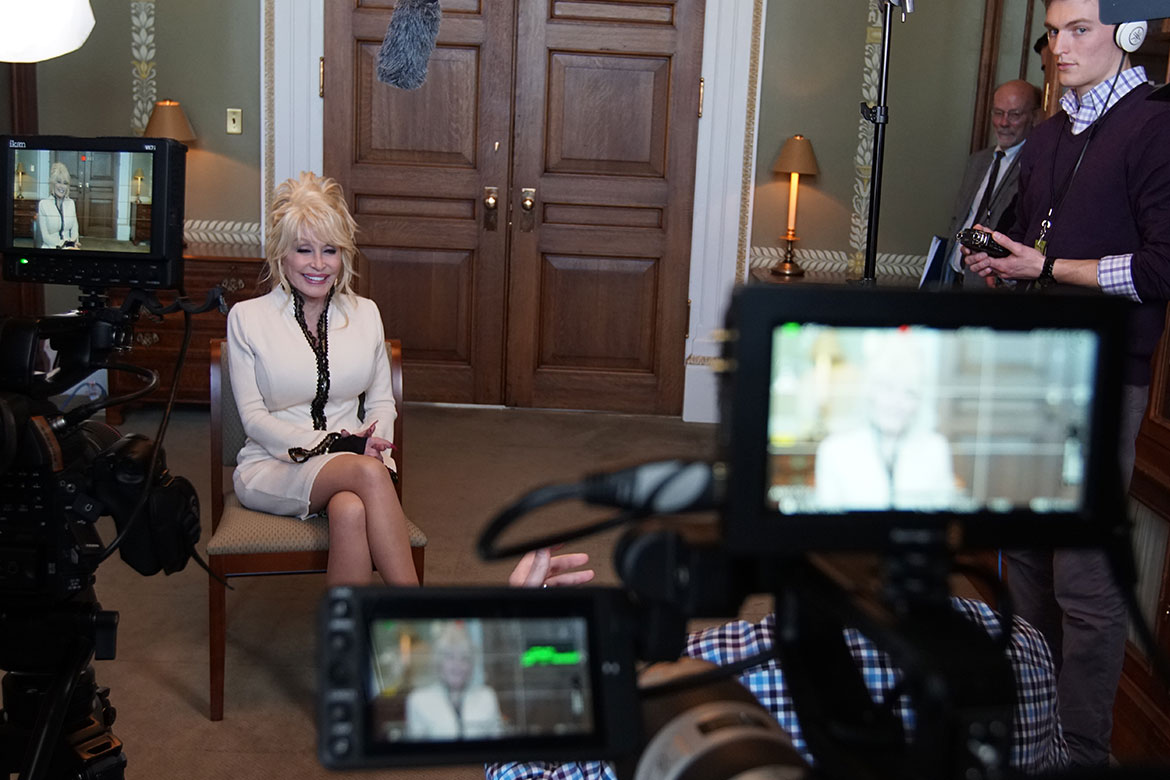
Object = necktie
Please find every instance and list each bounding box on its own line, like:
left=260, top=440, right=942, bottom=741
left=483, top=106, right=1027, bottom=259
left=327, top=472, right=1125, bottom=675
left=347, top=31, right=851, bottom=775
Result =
left=973, top=150, right=1005, bottom=227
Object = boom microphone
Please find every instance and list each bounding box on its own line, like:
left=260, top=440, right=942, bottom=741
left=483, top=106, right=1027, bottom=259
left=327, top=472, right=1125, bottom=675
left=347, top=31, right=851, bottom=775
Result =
left=376, top=0, right=441, bottom=91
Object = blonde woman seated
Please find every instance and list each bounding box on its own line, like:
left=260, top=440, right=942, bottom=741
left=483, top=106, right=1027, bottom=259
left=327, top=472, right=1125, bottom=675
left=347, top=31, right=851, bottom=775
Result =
left=405, top=621, right=504, bottom=740
left=226, top=172, right=417, bottom=586
left=37, top=162, right=80, bottom=249
left=814, top=330, right=956, bottom=512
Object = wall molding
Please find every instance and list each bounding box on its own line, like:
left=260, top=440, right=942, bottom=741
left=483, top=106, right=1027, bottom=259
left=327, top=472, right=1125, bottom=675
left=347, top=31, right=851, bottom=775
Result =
left=750, top=245, right=926, bottom=282
left=183, top=219, right=263, bottom=245
left=130, top=1, right=157, bottom=135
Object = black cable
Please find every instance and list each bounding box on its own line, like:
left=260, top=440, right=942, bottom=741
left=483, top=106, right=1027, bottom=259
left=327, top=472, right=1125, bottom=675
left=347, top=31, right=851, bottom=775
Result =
left=477, top=482, right=587, bottom=560
left=97, top=300, right=191, bottom=565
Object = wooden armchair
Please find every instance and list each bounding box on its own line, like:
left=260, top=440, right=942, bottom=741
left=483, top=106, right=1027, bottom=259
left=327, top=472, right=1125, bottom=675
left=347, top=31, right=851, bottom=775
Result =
left=206, top=338, right=426, bottom=721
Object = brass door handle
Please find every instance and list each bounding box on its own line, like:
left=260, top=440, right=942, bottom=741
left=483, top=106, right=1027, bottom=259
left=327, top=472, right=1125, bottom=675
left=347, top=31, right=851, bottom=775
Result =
left=484, top=186, right=500, bottom=231
left=519, top=188, right=537, bottom=232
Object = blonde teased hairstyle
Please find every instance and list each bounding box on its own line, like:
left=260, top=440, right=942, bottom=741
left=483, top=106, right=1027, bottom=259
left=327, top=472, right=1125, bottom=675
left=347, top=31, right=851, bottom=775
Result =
left=49, top=162, right=71, bottom=191
left=264, top=171, right=359, bottom=297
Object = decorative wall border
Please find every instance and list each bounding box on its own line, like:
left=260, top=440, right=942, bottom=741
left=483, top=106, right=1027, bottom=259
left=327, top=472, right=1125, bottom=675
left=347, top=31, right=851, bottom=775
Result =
left=848, top=0, right=884, bottom=270
left=183, top=219, right=264, bottom=245
left=263, top=0, right=276, bottom=245
left=130, top=1, right=157, bottom=135
left=750, top=245, right=926, bottom=283
left=734, top=0, right=766, bottom=284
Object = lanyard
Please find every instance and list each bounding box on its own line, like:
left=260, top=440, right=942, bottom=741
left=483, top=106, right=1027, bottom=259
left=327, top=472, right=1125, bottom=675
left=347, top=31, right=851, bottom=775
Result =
left=1036, top=66, right=1124, bottom=254
left=1035, top=123, right=1099, bottom=255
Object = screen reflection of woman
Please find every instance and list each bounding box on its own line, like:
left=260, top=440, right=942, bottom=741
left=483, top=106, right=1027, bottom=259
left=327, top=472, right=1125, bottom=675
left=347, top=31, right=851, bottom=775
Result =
left=405, top=621, right=503, bottom=740
left=37, top=162, right=80, bottom=249
left=814, top=330, right=955, bottom=511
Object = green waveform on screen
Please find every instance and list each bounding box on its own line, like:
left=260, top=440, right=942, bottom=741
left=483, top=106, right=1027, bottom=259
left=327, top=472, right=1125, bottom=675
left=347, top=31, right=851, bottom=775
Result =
left=521, top=645, right=582, bottom=668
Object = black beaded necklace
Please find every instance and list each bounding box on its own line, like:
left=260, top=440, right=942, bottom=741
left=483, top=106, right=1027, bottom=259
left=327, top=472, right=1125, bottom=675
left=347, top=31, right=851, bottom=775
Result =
left=292, top=286, right=334, bottom=430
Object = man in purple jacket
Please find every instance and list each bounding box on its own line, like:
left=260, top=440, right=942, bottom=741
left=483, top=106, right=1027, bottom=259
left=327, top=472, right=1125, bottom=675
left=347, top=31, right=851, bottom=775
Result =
left=963, top=0, right=1170, bottom=766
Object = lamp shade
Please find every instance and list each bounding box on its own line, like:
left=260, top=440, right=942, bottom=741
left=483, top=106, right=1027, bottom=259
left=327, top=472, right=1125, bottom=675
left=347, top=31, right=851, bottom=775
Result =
left=144, top=100, right=197, bottom=142
left=773, top=134, right=819, bottom=176
left=0, top=0, right=95, bottom=63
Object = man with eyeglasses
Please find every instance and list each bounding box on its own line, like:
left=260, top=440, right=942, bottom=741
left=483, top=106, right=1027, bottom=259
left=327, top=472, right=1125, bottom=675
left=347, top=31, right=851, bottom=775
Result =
left=941, top=80, right=1041, bottom=287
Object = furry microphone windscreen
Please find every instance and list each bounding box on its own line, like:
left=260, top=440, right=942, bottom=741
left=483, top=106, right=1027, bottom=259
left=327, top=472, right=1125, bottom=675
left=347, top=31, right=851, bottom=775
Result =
left=376, top=0, right=441, bottom=90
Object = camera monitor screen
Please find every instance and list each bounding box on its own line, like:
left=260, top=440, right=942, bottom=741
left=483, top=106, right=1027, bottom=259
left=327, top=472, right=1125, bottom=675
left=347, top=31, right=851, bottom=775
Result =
left=8, top=148, right=154, bottom=254
left=318, top=586, right=640, bottom=769
left=368, top=617, right=594, bottom=743
left=3, top=135, right=185, bottom=289
left=721, top=284, right=1129, bottom=556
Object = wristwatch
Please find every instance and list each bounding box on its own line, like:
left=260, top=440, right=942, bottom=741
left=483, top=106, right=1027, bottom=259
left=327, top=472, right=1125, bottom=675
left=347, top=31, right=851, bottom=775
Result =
left=1036, top=255, right=1057, bottom=288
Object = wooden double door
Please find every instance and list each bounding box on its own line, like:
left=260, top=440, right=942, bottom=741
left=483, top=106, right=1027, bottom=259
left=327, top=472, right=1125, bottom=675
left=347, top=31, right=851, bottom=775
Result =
left=324, top=0, right=705, bottom=413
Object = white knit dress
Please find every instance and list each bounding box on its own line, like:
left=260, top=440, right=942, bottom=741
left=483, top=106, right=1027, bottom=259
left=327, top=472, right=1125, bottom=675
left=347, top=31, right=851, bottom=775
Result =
left=226, top=287, right=397, bottom=519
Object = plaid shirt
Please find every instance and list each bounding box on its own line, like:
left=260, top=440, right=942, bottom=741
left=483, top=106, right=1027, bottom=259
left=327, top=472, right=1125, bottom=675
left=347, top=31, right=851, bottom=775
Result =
left=1058, top=66, right=1149, bottom=301
left=486, top=597, right=1067, bottom=780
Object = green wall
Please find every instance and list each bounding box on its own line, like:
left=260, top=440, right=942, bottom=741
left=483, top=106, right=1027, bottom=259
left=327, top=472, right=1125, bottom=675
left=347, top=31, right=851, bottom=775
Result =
left=752, top=1, right=1045, bottom=257
left=34, top=0, right=262, bottom=225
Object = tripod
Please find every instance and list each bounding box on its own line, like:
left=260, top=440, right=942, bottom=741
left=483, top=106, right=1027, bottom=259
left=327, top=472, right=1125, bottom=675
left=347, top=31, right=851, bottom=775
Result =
left=1, top=598, right=126, bottom=780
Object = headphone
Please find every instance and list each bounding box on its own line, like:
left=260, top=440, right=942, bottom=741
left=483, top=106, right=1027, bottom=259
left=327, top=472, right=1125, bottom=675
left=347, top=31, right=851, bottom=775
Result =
left=1114, top=20, right=1148, bottom=53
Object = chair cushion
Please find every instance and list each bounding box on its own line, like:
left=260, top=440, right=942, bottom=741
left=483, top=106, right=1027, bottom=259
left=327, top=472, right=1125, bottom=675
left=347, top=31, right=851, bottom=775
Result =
left=208, top=493, right=428, bottom=556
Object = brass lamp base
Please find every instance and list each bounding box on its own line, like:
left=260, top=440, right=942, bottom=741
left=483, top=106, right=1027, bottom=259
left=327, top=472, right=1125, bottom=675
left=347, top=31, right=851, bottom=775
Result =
left=769, top=236, right=804, bottom=277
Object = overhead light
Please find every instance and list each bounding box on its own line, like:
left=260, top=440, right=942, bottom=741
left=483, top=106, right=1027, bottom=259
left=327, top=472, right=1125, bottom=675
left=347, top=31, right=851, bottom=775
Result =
left=0, top=1, right=96, bottom=63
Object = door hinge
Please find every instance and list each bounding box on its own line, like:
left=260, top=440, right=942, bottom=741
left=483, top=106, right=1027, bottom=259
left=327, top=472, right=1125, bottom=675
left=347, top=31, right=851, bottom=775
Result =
left=698, top=77, right=704, bottom=118
left=319, top=57, right=325, bottom=98
left=686, top=299, right=692, bottom=340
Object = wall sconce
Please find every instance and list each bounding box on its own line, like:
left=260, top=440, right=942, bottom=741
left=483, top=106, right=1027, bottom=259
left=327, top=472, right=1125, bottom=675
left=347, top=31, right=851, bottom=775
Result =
left=143, top=99, right=197, bottom=142
left=0, top=0, right=95, bottom=62
left=15, top=163, right=25, bottom=199
left=133, top=168, right=145, bottom=202
left=770, top=134, right=819, bottom=278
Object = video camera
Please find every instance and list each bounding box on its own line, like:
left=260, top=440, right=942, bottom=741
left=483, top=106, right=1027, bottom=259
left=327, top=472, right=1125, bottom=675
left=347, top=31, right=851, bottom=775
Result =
left=1, top=134, right=210, bottom=780
left=318, top=283, right=1162, bottom=779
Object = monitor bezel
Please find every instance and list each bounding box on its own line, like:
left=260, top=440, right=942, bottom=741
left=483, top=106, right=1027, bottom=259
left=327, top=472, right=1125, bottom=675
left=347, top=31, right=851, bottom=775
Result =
left=720, top=284, right=1129, bottom=557
left=318, top=586, right=642, bottom=769
left=2, top=134, right=184, bottom=289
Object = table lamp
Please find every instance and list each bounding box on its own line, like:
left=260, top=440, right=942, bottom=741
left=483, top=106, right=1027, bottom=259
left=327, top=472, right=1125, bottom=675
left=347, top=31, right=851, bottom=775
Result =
left=770, top=134, right=819, bottom=278
left=15, top=163, right=25, bottom=199
left=133, top=168, right=145, bottom=202
left=144, top=99, right=197, bottom=142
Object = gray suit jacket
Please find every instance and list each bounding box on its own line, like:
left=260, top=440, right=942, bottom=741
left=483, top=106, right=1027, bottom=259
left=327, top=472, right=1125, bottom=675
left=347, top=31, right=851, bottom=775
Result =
left=945, top=146, right=1023, bottom=284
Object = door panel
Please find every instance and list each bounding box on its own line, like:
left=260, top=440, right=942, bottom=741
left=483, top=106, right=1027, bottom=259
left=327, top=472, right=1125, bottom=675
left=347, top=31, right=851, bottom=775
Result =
left=507, top=0, right=704, bottom=413
left=326, top=1, right=512, bottom=404
left=80, top=152, right=116, bottom=238
left=325, top=0, right=704, bottom=412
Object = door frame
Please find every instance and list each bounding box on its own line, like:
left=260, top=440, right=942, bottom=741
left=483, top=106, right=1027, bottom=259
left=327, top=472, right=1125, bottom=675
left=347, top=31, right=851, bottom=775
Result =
left=261, top=0, right=765, bottom=421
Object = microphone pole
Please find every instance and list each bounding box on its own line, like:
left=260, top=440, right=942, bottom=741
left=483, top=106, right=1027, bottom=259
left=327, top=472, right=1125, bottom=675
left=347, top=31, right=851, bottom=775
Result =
left=857, top=0, right=912, bottom=285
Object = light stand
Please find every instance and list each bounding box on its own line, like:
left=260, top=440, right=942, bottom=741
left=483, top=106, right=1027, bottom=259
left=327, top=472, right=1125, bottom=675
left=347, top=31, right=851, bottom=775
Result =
left=856, top=0, right=914, bottom=285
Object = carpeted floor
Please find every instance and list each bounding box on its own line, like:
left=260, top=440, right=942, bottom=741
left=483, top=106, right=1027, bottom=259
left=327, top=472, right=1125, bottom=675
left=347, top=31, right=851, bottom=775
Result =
left=56, top=403, right=720, bottom=779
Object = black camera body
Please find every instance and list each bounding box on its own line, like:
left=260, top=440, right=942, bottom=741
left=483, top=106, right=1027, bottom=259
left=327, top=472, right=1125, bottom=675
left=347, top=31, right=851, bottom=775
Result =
left=954, top=227, right=1010, bottom=258
left=315, top=284, right=1141, bottom=780
left=318, top=585, right=642, bottom=769
left=1, top=134, right=205, bottom=780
